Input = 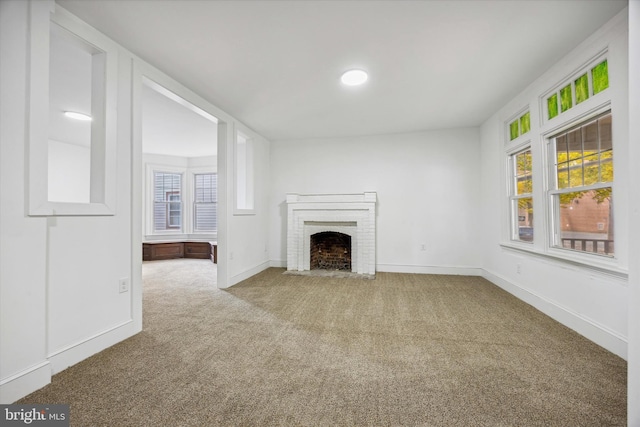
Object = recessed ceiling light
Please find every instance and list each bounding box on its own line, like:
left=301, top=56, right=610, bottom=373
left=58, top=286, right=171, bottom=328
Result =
left=341, top=69, right=368, bottom=86
left=64, top=111, right=92, bottom=121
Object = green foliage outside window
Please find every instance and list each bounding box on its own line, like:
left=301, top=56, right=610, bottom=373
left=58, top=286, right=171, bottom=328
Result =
left=509, top=111, right=530, bottom=141
left=575, top=74, right=589, bottom=104
left=547, top=59, right=608, bottom=120
left=515, top=150, right=532, bottom=195
left=512, top=149, right=533, bottom=233
left=510, top=121, right=519, bottom=141
left=558, top=188, right=611, bottom=209
left=519, top=112, right=530, bottom=134
left=548, top=94, right=559, bottom=119
left=517, top=197, right=533, bottom=220
left=560, top=84, right=572, bottom=112
left=555, top=114, right=612, bottom=206
left=592, top=60, right=609, bottom=94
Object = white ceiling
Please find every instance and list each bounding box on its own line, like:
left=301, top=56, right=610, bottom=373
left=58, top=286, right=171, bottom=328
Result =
left=142, top=83, right=218, bottom=157
left=57, top=0, right=627, bottom=142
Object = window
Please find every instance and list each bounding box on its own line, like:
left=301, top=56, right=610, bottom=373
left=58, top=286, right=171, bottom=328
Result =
left=153, top=172, right=182, bottom=231
left=509, top=111, right=531, bottom=141
left=167, top=192, right=181, bottom=228
left=194, top=173, right=217, bottom=232
left=509, top=148, right=534, bottom=242
left=546, top=59, right=609, bottom=120
left=548, top=112, right=613, bottom=256
left=146, top=166, right=217, bottom=237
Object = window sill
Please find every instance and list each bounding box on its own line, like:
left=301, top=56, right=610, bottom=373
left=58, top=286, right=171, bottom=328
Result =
left=145, top=233, right=216, bottom=242
left=499, top=241, right=628, bottom=281
left=147, top=231, right=183, bottom=236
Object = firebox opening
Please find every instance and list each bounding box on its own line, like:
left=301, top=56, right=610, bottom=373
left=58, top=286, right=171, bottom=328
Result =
left=310, top=231, right=352, bottom=271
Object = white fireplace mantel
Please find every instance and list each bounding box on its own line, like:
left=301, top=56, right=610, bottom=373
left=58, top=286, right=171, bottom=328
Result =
left=286, top=193, right=377, bottom=275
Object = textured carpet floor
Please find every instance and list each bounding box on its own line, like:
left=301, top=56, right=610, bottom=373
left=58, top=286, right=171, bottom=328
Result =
left=20, top=260, right=627, bottom=426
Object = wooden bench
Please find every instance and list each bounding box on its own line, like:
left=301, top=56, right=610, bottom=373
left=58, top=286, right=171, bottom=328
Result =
left=143, top=241, right=217, bottom=263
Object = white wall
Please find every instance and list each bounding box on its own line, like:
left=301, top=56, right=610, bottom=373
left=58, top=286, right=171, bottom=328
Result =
left=48, top=140, right=90, bottom=203
left=269, top=129, right=482, bottom=275
left=0, top=0, right=273, bottom=402
left=227, top=129, right=271, bottom=285
left=627, top=0, right=640, bottom=423
left=479, top=11, right=629, bottom=358
left=0, top=0, right=50, bottom=402
left=0, top=0, right=137, bottom=402
left=37, top=3, right=138, bottom=375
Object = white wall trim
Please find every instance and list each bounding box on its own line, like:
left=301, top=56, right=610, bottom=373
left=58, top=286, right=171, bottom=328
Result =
left=0, top=361, right=51, bottom=404
left=227, top=260, right=271, bottom=288
left=377, top=264, right=482, bottom=276
left=482, top=268, right=627, bottom=359
left=270, top=260, right=483, bottom=276
left=28, top=4, right=120, bottom=216
left=47, top=320, right=134, bottom=374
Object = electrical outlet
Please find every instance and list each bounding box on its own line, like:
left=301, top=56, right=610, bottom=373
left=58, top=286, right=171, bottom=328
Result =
left=229, top=252, right=234, bottom=260
left=119, top=278, right=129, bottom=293
left=516, top=264, right=521, bottom=274
left=420, top=244, right=426, bottom=251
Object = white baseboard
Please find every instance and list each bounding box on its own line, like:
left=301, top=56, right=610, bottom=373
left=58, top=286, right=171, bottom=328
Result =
left=270, top=260, right=483, bottom=276
left=48, top=319, right=139, bottom=374
left=376, top=264, right=483, bottom=276
left=269, top=260, right=286, bottom=268
left=0, top=361, right=51, bottom=404
left=482, top=269, right=627, bottom=360
left=227, top=260, right=271, bottom=288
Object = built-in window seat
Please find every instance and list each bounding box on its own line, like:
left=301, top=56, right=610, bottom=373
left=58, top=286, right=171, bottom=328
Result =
left=143, top=241, right=217, bottom=263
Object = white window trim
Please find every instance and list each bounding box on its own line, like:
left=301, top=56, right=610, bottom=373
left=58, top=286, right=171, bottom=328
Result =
left=501, top=106, right=624, bottom=275
left=506, top=142, right=534, bottom=245
left=146, top=164, right=186, bottom=236
left=28, top=4, right=118, bottom=216
left=144, top=163, right=218, bottom=240
left=189, top=166, right=218, bottom=236
left=506, top=107, right=531, bottom=144
left=540, top=50, right=609, bottom=126
left=500, top=49, right=626, bottom=278
left=233, top=125, right=256, bottom=215
left=543, top=106, right=615, bottom=261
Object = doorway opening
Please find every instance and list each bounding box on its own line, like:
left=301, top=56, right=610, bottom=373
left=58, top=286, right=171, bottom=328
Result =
left=140, top=78, right=218, bottom=286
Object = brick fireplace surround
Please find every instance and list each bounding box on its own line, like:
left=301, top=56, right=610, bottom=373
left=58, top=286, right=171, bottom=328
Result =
left=286, top=193, right=377, bottom=276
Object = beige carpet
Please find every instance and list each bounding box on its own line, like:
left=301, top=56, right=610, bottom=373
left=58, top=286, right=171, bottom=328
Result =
left=20, top=259, right=627, bottom=426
